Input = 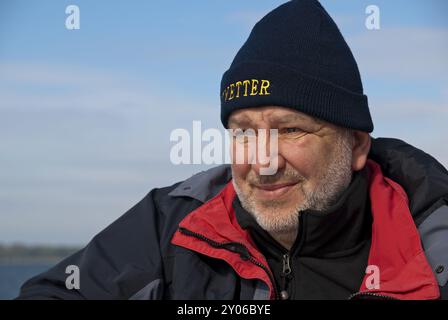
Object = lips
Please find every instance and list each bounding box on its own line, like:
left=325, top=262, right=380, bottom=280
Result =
left=257, top=182, right=297, bottom=191
left=253, top=181, right=299, bottom=199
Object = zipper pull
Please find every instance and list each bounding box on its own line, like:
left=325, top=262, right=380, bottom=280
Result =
left=280, top=253, right=292, bottom=300
left=282, top=253, right=291, bottom=276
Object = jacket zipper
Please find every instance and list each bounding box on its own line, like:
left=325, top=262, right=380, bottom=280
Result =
left=348, top=291, right=397, bottom=300
left=280, top=253, right=292, bottom=299
left=178, top=226, right=279, bottom=300
left=282, top=254, right=292, bottom=276
left=278, top=213, right=304, bottom=300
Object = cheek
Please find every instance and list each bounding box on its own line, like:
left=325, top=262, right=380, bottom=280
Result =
left=280, top=139, right=331, bottom=179
left=231, top=164, right=251, bottom=183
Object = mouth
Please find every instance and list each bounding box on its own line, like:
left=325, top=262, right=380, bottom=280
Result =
left=253, top=181, right=300, bottom=200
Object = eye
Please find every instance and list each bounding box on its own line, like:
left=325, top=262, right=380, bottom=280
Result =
left=278, top=127, right=309, bottom=139
left=231, top=129, right=244, bottom=138
left=231, top=128, right=257, bottom=144
left=232, top=128, right=254, bottom=137
left=283, top=127, right=303, bottom=134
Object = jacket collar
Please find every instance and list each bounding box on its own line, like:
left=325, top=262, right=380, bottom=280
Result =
left=355, top=160, right=439, bottom=299
left=369, top=137, right=448, bottom=223
left=171, top=180, right=278, bottom=299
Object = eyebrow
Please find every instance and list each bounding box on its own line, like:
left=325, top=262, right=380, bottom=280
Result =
left=270, top=113, right=309, bottom=124
left=228, top=114, right=253, bottom=127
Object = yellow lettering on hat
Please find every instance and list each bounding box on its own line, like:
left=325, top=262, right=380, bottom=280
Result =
left=224, top=86, right=229, bottom=101
left=222, top=79, right=271, bottom=101
left=259, top=80, right=271, bottom=96
left=250, top=79, right=259, bottom=96
left=228, top=83, right=235, bottom=100
left=235, top=81, right=242, bottom=98
left=242, top=80, right=251, bottom=97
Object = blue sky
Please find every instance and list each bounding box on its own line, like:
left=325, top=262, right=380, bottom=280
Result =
left=1, top=0, right=447, bottom=245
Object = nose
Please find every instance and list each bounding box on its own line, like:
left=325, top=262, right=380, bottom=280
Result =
left=251, top=129, right=286, bottom=176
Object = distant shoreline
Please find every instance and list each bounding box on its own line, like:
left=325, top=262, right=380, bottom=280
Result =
left=0, top=244, right=82, bottom=264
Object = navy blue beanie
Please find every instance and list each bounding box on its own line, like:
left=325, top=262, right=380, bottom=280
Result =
left=220, top=0, right=373, bottom=132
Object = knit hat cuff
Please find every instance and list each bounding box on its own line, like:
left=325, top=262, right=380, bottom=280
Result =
left=220, top=60, right=373, bottom=132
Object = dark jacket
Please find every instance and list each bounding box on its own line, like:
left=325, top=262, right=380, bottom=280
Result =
left=17, top=138, right=448, bottom=300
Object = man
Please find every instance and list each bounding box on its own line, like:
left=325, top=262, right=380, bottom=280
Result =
left=18, top=0, right=448, bottom=300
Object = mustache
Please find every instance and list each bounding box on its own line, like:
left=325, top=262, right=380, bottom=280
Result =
left=248, top=167, right=305, bottom=185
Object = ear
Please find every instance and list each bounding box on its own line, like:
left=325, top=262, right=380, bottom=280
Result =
left=351, top=131, right=371, bottom=171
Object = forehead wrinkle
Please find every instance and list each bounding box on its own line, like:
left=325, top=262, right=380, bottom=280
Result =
left=229, top=107, right=320, bottom=127
left=270, top=113, right=305, bottom=124
left=268, top=112, right=319, bottom=126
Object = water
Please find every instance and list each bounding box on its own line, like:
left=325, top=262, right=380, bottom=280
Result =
left=0, top=264, right=52, bottom=300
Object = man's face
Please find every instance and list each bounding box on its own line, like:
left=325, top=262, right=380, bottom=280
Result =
left=228, top=106, right=354, bottom=234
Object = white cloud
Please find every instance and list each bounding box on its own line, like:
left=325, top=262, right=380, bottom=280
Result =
left=370, top=97, right=448, bottom=118
left=369, top=94, right=448, bottom=169
left=348, top=27, right=448, bottom=79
